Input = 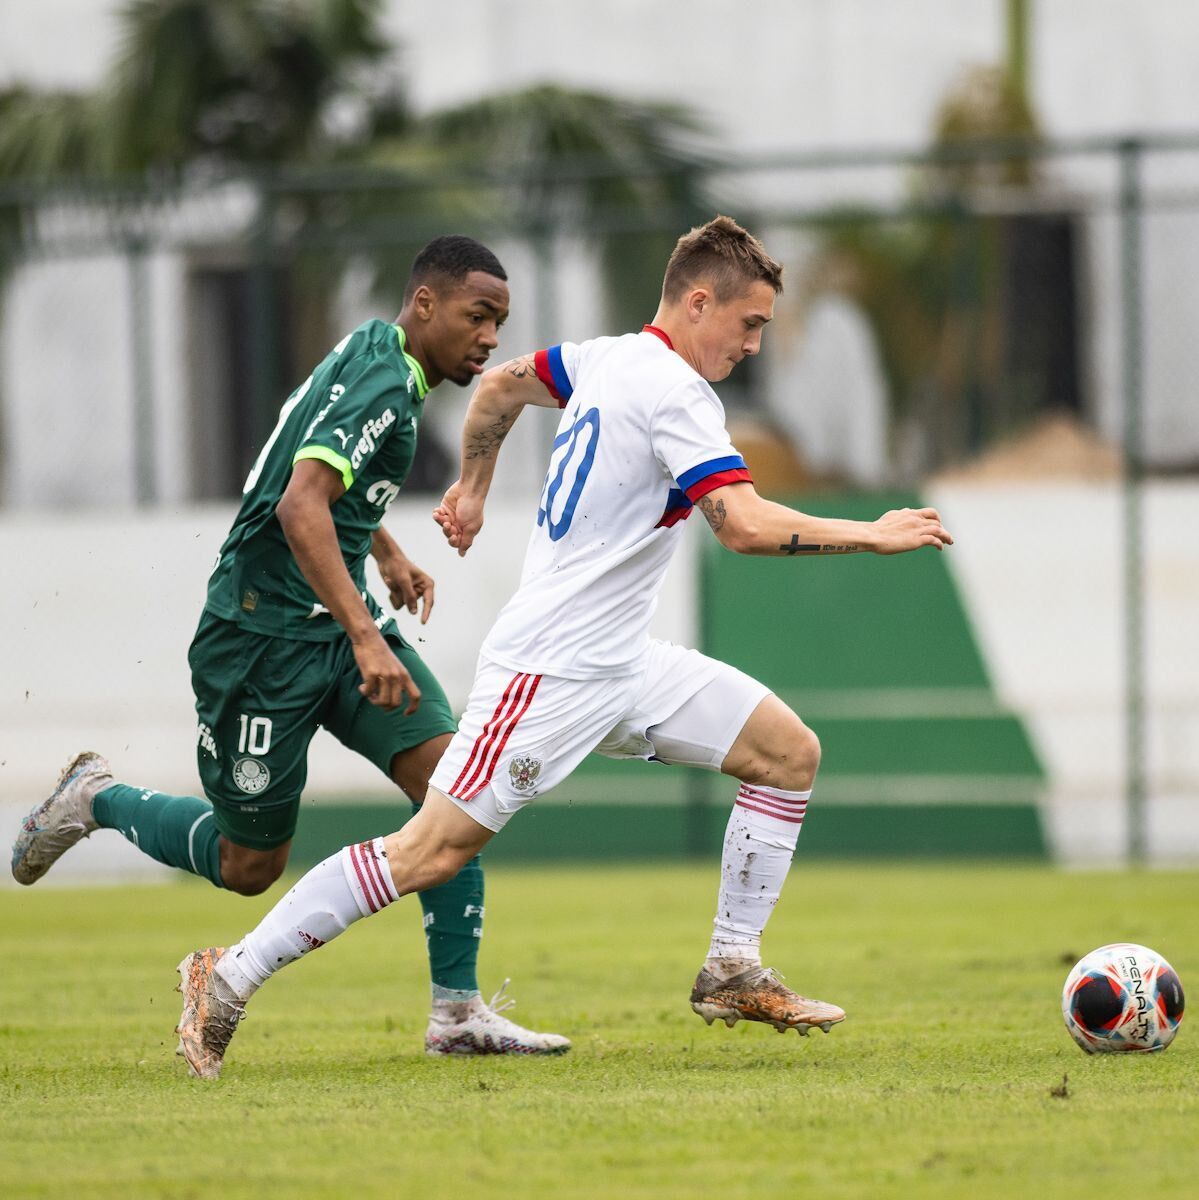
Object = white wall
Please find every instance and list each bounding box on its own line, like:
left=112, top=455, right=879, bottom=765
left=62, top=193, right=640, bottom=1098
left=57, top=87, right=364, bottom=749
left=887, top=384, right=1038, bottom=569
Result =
left=0, top=495, right=699, bottom=806
left=8, top=2, right=1199, bottom=146
left=928, top=479, right=1199, bottom=865
left=2, top=484, right=1197, bottom=880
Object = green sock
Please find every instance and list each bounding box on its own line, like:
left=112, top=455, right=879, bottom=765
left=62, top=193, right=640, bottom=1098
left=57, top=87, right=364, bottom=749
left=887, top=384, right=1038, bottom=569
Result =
left=93, top=784, right=224, bottom=888
left=411, top=800, right=484, bottom=995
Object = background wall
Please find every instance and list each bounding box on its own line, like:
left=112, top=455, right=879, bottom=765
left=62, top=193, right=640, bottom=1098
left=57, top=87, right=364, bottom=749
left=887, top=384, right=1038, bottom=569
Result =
left=1, top=2, right=1196, bottom=877
left=3, top=481, right=1197, bottom=882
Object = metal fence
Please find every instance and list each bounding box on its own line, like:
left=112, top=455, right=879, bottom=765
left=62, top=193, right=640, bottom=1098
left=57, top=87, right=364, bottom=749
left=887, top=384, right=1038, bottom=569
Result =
left=2, top=133, right=1198, bottom=862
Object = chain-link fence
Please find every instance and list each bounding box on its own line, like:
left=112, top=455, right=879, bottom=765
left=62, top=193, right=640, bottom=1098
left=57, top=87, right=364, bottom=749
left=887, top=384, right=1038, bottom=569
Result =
left=4, top=136, right=1196, bottom=502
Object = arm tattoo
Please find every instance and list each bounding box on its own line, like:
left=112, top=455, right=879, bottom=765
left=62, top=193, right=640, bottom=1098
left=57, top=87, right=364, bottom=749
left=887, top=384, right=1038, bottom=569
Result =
left=503, top=354, right=537, bottom=379
left=464, top=411, right=517, bottom=460
left=698, top=495, right=727, bottom=532
left=779, top=534, right=860, bottom=555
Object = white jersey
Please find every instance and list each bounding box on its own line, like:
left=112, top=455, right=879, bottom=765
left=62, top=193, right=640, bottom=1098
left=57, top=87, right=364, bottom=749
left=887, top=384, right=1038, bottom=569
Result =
left=480, top=326, right=751, bottom=679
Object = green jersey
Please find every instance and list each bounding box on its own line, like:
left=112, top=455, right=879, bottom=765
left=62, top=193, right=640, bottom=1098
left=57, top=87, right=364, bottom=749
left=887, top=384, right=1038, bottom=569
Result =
left=204, top=319, right=430, bottom=642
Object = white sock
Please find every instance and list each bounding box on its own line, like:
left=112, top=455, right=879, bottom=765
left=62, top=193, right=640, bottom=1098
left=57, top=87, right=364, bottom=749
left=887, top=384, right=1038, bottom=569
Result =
left=215, top=838, right=399, bottom=1002
left=705, top=783, right=809, bottom=977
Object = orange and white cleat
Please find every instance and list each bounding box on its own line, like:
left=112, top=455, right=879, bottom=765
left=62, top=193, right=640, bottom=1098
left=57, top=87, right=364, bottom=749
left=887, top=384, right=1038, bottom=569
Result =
left=690, top=965, right=846, bottom=1035
left=175, top=947, right=246, bottom=1079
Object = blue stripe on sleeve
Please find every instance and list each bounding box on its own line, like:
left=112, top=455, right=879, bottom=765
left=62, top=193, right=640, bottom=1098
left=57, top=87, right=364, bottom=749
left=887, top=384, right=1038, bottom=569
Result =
left=675, top=455, right=747, bottom=492
left=547, top=345, right=573, bottom=401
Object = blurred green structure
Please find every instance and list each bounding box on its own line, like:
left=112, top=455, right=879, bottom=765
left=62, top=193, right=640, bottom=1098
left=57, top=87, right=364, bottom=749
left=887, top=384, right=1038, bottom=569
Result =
left=3, top=129, right=1195, bottom=862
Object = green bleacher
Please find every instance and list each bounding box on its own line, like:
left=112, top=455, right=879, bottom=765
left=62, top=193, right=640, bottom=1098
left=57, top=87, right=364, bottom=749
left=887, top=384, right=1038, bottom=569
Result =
left=290, top=492, right=1046, bottom=866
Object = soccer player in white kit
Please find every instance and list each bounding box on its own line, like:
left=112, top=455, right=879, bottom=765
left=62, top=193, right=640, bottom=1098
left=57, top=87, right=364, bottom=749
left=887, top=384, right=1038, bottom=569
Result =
left=172, top=217, right=953, bottom=1077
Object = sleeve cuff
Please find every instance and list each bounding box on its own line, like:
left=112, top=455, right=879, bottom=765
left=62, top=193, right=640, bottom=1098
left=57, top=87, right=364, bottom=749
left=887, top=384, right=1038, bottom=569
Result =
left=293, top=445, right=354, bottom=491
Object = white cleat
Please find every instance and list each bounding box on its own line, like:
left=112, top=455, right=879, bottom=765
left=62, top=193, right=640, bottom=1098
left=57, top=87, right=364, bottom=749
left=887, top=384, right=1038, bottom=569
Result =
left=690, top=965, right=846, bottom=1035
left=11, top=752, right=112, bottom=885
left=425, top=980, right=571, bottom=1057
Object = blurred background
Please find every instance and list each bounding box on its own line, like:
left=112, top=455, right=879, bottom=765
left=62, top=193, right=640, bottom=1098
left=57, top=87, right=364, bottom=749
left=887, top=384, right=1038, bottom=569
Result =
left=1, top=0, right=1196, bottom=880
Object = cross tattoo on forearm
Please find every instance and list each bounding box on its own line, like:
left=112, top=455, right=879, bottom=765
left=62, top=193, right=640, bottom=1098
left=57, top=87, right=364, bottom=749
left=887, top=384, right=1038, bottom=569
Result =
left=779, top=535, right=860, bottom=555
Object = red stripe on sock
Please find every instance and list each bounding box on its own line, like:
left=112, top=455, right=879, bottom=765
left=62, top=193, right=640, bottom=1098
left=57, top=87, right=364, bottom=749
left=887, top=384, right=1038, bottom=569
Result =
left=735, top=798, right=807, bottom=825
left=738, top=783, right=808, bottom=808
left=350, top=841, right=386, bottom=912
left=452, top=673, right=528, bottom=796
left=464, top=674, right=543, bottom=801
left=361, top=839, right=395, bottom=906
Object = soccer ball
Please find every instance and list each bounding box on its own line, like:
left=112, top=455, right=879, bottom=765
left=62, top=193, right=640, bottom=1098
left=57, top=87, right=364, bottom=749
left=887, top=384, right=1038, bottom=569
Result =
left=1061, top=943, right=1185, bottom=1054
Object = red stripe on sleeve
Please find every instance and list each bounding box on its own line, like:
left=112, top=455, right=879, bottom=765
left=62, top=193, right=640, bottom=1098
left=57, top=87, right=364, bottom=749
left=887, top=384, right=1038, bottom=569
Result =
left=683, top=468, right=753, bottom=504
left=533, top=349, right=564, bottom=405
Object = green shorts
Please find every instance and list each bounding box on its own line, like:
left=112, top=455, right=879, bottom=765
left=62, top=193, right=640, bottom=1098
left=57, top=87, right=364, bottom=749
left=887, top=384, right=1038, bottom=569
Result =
left=189, top=611, right=456, bottom=849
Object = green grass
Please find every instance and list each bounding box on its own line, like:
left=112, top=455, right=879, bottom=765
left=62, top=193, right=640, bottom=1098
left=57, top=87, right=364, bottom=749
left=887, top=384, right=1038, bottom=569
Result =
left=2, top=862, right=1198, bottom=1199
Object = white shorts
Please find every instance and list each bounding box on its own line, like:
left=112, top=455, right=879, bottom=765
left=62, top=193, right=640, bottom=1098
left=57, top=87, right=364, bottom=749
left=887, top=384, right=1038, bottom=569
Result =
left=430, top=640, right=771, bottom=832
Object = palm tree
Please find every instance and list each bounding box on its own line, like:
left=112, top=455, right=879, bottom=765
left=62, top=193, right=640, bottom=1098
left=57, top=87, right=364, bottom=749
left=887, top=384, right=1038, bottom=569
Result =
left=0, top=0, right=396, bottom=177
left=1, top=0, right=712, bottom=317
left=0, top=0, right=715, bottom=491
left=414, top=84, right=713, bottom=330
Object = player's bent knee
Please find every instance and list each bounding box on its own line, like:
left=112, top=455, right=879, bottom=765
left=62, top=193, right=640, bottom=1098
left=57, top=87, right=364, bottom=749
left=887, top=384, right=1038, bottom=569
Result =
left=796, top=723, right=821, bottom=774
left=218, top=842, right=289, bottom=895
left=222, top=866, right=282, bottom=896
left=724, top=697, right=821, bottom=790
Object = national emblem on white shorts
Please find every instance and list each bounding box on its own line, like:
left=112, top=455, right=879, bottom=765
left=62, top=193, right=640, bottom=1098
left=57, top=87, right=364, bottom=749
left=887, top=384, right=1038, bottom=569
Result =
left=232, top=757, right=270, bottom=795
left=508, top=754, right=541, bottom=794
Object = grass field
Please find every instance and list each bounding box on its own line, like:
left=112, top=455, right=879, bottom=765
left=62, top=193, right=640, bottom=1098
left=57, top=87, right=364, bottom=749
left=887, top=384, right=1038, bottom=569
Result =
left=2, top=861, right=1198, bottom=1199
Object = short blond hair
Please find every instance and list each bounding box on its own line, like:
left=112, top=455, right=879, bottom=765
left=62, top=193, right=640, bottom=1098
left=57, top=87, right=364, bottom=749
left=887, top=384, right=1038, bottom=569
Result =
left=661, top=215, right=783, bottom=303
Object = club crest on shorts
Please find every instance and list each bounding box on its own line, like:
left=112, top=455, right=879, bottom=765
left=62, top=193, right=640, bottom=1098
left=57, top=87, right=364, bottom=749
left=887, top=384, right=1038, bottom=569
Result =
left=233, top=757, right=270, bottom=795
left=508, top=754, right=542, bottom=794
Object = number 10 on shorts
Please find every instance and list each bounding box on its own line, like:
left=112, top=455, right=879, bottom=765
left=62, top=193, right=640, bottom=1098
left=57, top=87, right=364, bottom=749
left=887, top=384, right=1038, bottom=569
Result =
left=238, top=714, right=273, bottom=755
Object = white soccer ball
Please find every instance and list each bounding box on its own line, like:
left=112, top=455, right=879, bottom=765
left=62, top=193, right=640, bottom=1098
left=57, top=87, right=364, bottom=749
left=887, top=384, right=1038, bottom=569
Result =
left=1061, top=943, right=1185, bottom=1054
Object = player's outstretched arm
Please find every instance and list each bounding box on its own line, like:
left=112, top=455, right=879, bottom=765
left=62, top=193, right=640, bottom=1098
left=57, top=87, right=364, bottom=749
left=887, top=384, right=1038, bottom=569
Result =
left=695, top=482, right=953, bottom=556
left=434, top=354, right=560, bottom=556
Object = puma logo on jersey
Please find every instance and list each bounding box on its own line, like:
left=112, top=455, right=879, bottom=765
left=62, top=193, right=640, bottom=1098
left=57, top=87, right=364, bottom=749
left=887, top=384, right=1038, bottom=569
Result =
left=333, top=427, right=351, bottom=449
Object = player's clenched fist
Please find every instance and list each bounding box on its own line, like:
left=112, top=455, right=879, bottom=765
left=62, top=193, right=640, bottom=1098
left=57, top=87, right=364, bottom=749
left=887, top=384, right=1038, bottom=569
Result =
left=433, top=481, right=485, bottom=557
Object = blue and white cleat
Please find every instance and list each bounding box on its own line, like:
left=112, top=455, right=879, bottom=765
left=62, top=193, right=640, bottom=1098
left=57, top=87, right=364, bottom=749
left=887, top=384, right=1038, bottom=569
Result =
left=11, top=752, right=112, bottom=885
left=425, top=980, right=571, bottom=1056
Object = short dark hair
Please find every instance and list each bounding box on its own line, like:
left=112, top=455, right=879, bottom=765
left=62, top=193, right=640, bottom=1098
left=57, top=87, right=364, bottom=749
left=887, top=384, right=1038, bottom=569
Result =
left=403, top=235, right=507, bottom=301
left=661, top=215, right=783, bottom=303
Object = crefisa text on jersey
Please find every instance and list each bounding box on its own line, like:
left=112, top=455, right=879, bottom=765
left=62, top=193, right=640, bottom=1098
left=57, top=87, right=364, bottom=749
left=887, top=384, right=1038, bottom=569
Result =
left=350, top=408, right=397, bottom=471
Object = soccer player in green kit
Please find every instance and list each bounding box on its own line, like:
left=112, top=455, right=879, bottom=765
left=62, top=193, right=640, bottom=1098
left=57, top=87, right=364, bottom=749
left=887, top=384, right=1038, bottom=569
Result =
left=11, top=235, right=569, bottom=1058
